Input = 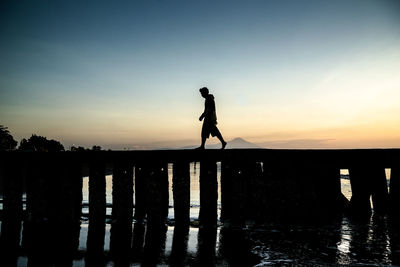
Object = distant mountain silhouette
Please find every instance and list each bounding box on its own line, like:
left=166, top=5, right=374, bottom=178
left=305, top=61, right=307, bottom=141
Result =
left=226, top=137, right=261, bottom=148
left=180, top=137, right=261, bottom=149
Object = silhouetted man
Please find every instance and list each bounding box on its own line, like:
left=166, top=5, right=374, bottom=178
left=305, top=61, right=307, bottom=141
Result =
left=197, top=87, right=227, bottom=149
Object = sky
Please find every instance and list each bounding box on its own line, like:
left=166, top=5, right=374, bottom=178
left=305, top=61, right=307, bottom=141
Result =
left=1, top=0, right=399, bottom=149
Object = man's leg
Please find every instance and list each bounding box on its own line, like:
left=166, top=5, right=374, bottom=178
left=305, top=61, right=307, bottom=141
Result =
left=199, top=137, right=206, bottom=149
left=214, top=128, right=227, bottom=149
left=197, top=123, right=207, bottom=149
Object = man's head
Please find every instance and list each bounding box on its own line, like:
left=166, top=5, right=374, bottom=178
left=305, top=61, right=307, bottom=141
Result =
left=199, top=87, right=209, bottom=98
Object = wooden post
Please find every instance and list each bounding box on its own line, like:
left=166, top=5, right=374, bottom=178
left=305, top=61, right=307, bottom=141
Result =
left=230, top=160, right=247, bottom=227
left=26, top=157, right=53, bottom=267
left=199, top=160, right=217, bottom=227
left=110, top=161, right=133, bottom=265
left=261, top=156, right=318, bottom=223
left=371, top=167, right=389, bottom=215
left=161, top=163, right=169, bottom=221
left=172, top=161, right=190, bottom=227
left=220, top=160, right=233, bottom=223
left=86, top=161, right=106, bottom=265
left=252, top=162, right=265, bottom=224
left=311, top=165, right=347, bottom=220
left=390, top=166, right=399, bottom=219
left=244, top=161, right=258, bottom=222
left=71, top=162, right=83, bottom=256
left=0, top=157, right=23, bottom=266
left=348, top=166, right=372, bottom=219
left=134, top=164, right=146, bottom=221
left=52, top=159, right=83, bottom=266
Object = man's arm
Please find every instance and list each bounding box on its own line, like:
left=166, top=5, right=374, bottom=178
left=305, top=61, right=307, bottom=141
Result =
left=199, top=102, right=210, bottom=121
left=199, top=99, right=208, bottom=121
left=199, top=112, right=205, bottom=121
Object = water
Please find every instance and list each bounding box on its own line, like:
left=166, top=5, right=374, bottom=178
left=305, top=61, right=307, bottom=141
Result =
left=1, top=166, right=398, bottom=266
left=79, top=165, right=396, bottom=266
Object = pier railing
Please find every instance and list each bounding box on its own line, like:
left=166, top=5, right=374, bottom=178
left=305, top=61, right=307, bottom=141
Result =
left=0, top=149, right=399, bottom=265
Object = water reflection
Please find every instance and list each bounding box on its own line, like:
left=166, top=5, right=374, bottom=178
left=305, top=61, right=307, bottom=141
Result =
left=247, top=216, right=398, bottom=266
left=169, top=224, right=189, bottom=266
left=1, top=166, right=398, bottom=266
left=1, top=215, right=400, bottom=266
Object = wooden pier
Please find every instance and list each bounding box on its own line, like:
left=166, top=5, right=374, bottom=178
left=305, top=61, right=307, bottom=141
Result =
left=0, top=149, right=399, bottom=266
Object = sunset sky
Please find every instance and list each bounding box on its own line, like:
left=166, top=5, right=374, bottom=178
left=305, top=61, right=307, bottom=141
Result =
left=1, top=0, right=399, bottom=149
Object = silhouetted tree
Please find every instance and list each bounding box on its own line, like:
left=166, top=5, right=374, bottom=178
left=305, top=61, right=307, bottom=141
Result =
left=19, top=134, right=64, bottom=152
left=91, top=145, right=102, bottom=151
left=0, top=125, right=18, bottom=151
left=71, top=145, right=87, bottom=151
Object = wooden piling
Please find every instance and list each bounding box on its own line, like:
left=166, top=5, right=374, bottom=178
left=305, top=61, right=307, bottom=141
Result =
left=86, top=161, right=106, bottom=265
left=348, top=166, right=372, bottom=219
left=292, top=161, right=321, bottom=221
left=312, top=165, right=347, bottom=220
left=110, top=160, right=133, bottom=265
left=370, top=167, right=389, bottom=215
left=71, top=162, right=83, bottom=255
left=26, top=157, right=53, bottom=267
left=220, top=160, right=233, bottom=222
left=133, top=165, right=146, bottom=221
left=52, top=159, right=83, bottom=266
left=221, top=157, right=255, bottom=226
left=389, top=166, right=399, bottom=219
left=0, top=157, right=23, bottom=266
left=199, top=160, right=217, bottom=227
left=244, top=161, right=258, bottom=222
left=230, top=160, right=248, bottom=227
left=172, top=161, right=190, bottom=227
left=161, top=163, right=169, bottom=220
left=261, top=156, right=317, bottom=223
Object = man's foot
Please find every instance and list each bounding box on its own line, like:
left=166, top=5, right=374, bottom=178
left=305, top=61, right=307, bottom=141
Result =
left=195, top=146, right=205, bottom=150
left=221, top=141, right=227, bottom=149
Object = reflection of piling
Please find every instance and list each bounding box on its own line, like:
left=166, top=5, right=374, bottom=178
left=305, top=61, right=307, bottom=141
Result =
left=131, top=222, right=145, bottom=262
left=110, top=160, right=133, bottom=266
left=173, top=161, right=190, bottom=228
left=196, top=225, right=217, bottom=266
left=143, top=162, right=168, bottom=266
left=219, top=227, right=256, bottom=267
left=170, top=224, right=189, bottom=267
left=199, top=160, right=217, bottom=227
left=0, top=157, right=23, bottom=266
left=86, top=160, right=106, bottom=266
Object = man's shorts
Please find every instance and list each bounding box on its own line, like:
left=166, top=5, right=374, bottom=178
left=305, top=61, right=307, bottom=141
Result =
left=202, top=120, right=220, bottom=139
